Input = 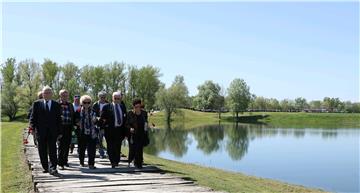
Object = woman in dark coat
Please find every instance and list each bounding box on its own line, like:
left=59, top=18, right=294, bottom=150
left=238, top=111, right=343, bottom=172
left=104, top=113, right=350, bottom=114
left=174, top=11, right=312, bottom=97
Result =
left=127, top=99, right=148, bottom=169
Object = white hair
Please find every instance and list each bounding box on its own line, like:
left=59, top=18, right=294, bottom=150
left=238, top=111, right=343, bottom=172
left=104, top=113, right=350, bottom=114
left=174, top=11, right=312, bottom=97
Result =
left=59, top=89, right=68, bottom=95
left=112, top=91, right=122, bottom=98
left=42, top=85, right=52, bottom=93
left=80, top=95, right=92, bottom=105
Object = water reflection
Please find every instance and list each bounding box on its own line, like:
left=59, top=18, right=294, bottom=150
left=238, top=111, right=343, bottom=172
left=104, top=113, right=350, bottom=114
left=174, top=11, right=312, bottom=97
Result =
left=193, top=124, right=224, bottom=154
left=225, top=123, right=249, bottom=160
left=146, top=122, right=190, bottom=157
left=145, top=122, right=357, bottom=160
left=144, top=123, right=360, bottom=192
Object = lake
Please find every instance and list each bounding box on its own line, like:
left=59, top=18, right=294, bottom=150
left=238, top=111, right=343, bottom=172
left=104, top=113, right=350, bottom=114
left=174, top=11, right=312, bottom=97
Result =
left=144, top=123, right=360, bottom=193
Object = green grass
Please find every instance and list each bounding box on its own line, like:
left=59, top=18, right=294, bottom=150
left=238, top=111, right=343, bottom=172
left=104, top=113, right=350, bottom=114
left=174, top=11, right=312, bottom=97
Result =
left=143, top=153, right=324, bottom=193
left=1, top=121, right=33, bottom=193
left=149, top=109, right=221, bottom=129
left=242, top=112, right=360, bottom=128
left=149, top=109, right=360, bottom=129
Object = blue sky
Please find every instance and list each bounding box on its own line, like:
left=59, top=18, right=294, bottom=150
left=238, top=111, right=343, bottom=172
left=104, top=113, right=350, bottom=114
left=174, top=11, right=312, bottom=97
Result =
left=2, top=2, right=359, bottom=102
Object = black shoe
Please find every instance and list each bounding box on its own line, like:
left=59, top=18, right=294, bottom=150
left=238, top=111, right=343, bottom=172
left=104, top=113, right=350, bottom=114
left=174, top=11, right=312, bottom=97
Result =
left=111, top=165, right=116, bottom=168
left=89, top=165, right=96, bottom=169
left=135, top=165, right=143, bottom=169
left=64, top=163, right=70, bottom=167
left=50, top=169, right=60, bottom=176
left=42, top=169, right=49, bottom=173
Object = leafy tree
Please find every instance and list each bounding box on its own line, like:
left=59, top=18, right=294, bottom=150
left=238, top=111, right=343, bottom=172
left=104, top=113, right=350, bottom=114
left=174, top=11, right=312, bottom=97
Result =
left=309, top=100, right=322, bottom=110
left=60, top=62, right=81, bottom=98
left=295, top=97, right=308, bottom=111
left=103, top=61, right=126, bottom=96
left=227, top=78, right=251, bottom=119
left=41, top=59, right=59, bottom=88
left=323, top=97, right=341, bottom=112
left=126, top=65, right=161, bottom=110
left=17, top=59, right=42, bottom=110
left=136, top=65, right=162, bottom=110
left=90, top=66, right=106, bottom=99
left=79, top=64, right=106, bottom=99
left=155, top=75, right=189, bottom=123
left=194, top=80, right=225, bottom=118
left=268, top=98, right=280, bottom=111
left=80, top=65, right=94, bottom=94
left=1, top=58, right=20, bottom=121
left=253, top=96, right=267, bottom=111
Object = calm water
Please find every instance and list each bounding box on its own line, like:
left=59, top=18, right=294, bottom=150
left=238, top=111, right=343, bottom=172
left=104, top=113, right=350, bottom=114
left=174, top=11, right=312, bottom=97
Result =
left=144, top=123, right=360, bottom=193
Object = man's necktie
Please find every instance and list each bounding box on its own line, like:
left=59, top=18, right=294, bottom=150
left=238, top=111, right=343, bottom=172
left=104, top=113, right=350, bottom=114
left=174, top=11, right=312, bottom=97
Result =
left=46, top=101, right=50, bottom=112
left=115, top=104, right=122, bottom=126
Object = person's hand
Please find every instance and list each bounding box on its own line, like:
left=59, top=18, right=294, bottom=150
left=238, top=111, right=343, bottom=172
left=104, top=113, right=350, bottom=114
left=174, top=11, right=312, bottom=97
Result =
left=130, top=128, right=135, bottom=133
left=57, top=134, right=63, bottom=141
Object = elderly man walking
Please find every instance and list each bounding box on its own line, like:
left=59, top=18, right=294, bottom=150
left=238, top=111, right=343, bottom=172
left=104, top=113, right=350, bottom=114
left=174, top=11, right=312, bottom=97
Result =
left=100, top=91, right=127, bottom=168
left=57, top=89, right=75, bottom=170
left=92, top=91, right=109, bottom=159
left=30, top=86, right=62, bottom=176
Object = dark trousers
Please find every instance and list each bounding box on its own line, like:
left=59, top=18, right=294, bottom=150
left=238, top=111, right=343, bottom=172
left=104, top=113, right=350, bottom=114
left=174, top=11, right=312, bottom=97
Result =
left=78, top=134, right=97, bottom=166
left=97, top=128, right=106, bottom=157
left=37, top=131, right=58, bottom=171
left=105, top=127, right=126, bottom=165
left=57, top=125, right=72, bottom=166
left=128, top=134, right=144, bottom=167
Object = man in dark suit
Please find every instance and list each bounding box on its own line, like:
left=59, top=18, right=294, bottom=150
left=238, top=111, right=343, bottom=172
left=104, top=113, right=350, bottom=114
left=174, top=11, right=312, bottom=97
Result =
left=100, top=91, right=127, bottom=168
left=30, top=86, right=62, bottom=176
left=92, top=91, right=109, bottom=159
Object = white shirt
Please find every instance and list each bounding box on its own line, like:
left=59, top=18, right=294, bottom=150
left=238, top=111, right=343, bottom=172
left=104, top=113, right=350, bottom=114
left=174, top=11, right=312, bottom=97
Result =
left=73, top=103, right=80, bottom=111
left=100, top=103, right=106, bottom=112
left=44, top=100, right=52, bottom=111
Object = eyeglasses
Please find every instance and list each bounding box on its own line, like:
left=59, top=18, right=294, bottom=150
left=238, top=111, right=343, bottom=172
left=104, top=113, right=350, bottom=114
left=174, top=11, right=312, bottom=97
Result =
left=83, top=102, right=91, bottom=105
left=114, top=98, right=121, bottom=100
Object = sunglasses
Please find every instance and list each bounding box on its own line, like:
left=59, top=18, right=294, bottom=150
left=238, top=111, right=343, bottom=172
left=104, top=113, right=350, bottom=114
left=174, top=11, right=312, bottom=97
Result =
left=83, top=101, right=91, bottom=105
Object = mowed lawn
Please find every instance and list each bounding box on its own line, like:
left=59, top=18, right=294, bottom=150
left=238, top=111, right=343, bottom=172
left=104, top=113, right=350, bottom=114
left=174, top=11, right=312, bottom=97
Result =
left=149, top=109, right=360, bottom=129
left=1, top=121, right=33, bottom=193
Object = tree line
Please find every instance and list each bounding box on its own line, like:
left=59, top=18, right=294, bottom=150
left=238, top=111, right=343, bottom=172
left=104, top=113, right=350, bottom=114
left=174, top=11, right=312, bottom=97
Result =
left=1, top=57, right=359, bottom=121
left=248, top=96, right=360, bottom=113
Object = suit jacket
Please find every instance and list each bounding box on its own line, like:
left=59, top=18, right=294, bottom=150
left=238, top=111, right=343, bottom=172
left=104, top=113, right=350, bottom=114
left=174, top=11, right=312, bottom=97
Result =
left=30, top=99, right=62, bottom=137
left=93, top=100, right=109, bottom=128
left=100, top=101, right=127, bottom=131
left=92, top=100, right=109, bottom=117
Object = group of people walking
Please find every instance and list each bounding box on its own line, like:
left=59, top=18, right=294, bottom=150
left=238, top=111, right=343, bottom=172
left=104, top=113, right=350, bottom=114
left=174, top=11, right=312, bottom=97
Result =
left=29, top=86, right=149, bottom=176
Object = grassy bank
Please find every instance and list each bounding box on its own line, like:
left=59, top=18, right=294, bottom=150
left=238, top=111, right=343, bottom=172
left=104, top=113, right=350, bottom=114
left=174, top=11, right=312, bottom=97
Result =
left=1, top=121, right=33, bottom=193
left=143, top=153, right=324, bottom=193
left=149, top=109, right=221, bottom=129
left=243, top=112, right=360, bottom=128
left=149, top=109, right=360, bottom=129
